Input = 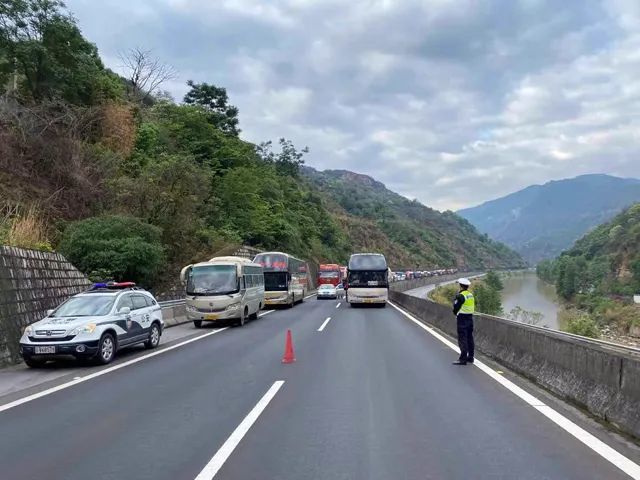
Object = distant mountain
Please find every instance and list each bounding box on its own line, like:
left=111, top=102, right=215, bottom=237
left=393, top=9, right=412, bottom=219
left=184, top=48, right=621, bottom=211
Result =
left=302, top=167, right=525, bottom=270
left=458, top=174, right=640, bottom=264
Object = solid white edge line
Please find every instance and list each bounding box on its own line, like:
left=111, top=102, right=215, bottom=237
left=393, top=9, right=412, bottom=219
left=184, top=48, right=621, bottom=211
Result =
left=0, top=327, right=228, bottom=414
left=258, top=310, right=274, bottom=318
left=387, top=301, right=640, bottom=480
left=317, top=317, right=332, bottom=332
left=194, top=380, right=285, bottom=479
left=304, top=293, right=316, bottom=299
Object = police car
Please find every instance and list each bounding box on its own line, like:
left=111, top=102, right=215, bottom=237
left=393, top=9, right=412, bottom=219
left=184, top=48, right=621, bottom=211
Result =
left=19, top=282, right=164, bottom=367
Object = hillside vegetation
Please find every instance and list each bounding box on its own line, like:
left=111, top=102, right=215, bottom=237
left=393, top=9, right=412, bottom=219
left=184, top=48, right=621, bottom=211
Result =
left=537, top=203, right=640, bottom=337
left=459, top=174, right=640, bottom=263
left=0, top=0, right=522, bottom=290
left=304, top=168, right=525, bottom=270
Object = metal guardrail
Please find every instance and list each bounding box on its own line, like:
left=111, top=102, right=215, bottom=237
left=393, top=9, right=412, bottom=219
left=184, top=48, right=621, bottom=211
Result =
left=159, top=299, right=185, bottom=308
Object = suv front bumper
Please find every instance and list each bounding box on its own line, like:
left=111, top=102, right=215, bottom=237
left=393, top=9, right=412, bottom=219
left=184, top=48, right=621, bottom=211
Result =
left=20, top=340, right=100, bottom=358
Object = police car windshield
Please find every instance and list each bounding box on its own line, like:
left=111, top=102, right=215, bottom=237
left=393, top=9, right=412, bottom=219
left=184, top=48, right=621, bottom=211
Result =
left=54, top=296, right=115, bottom=317
left=187, top=265, right=238, bottom=295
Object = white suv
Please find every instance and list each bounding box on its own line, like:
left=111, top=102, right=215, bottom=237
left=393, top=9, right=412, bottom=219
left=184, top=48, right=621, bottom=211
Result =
left=19, top=283, right=164, bottom=367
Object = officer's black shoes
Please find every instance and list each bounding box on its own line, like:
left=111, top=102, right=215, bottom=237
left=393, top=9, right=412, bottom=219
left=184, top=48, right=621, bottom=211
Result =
left=452, top=360, right=467, bottom=365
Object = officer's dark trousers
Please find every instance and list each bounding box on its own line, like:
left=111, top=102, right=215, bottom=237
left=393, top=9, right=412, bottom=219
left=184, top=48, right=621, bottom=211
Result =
left=456, top=314, right=474, bottom=361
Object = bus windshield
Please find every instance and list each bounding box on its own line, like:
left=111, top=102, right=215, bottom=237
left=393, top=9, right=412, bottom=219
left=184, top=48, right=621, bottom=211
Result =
left=264, top=272, right=289, bottom=291
left=187, top=265, right=238, bottom=295
left=347, top=270, right=388, bottom=288
left=348, top=255, right=387, bottom=270
left=254, top=253, right=288, bottom=271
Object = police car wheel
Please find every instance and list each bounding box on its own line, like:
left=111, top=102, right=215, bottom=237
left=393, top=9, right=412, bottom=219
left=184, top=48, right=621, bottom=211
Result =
left=97, top=333, right=116, bottom=365
left=23, top=356, right=46, bottom=368
left=145, top=323, right=161, bottom=349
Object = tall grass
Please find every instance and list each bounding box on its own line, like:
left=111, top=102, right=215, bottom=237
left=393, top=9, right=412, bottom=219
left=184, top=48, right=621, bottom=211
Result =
left=0, top=204, right=53, bottom=251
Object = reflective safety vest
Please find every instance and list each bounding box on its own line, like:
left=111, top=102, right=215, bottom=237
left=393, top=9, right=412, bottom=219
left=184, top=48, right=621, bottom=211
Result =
left=459, top=290, right=475, bottom=314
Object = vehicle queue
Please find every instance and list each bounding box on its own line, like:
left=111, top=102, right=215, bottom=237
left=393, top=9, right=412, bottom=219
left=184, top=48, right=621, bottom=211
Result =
left=18, top=249, right=456, bottom=368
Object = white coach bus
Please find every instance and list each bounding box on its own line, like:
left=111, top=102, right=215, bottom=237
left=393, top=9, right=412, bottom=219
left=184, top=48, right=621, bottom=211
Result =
left=180, top=256, right=264, bottom=328
left=345, top=253, right=390, bottom=307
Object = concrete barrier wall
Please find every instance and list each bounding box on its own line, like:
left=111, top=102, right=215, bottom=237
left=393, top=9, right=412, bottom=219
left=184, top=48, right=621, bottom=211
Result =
left=390, top=273, right=482, bottom=293
left=161, top=305, right=187, bottom=328
left=389, top=290, right=640, bottom=439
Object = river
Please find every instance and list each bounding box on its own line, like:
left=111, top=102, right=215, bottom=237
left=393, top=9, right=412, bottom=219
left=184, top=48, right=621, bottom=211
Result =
left=500, top=270, right=563, bottom=330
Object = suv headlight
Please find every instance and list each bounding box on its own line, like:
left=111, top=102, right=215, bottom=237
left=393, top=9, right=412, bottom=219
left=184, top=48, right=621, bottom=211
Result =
left=226, top=303, right=240, bottom=311
left=24, top=325, right=34, bottom=336
left=186, top=305, right=197, bottom=313
left=71, top=323, right=97, bottom=336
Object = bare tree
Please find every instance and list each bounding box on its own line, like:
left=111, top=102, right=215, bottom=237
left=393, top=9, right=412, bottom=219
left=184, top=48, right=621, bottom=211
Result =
left=118, top=48, right=178, bottom=102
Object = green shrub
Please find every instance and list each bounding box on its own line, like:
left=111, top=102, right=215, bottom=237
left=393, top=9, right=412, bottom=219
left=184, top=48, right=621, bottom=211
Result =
left=473, top=281, right=503, bottom=316
left=430, top=284, right=459, bottom=305
left=561, top=310, right=600, bottom=338
left=59, top=215, right=165, bottom=286
left=484, top=271, right=504, bottom=291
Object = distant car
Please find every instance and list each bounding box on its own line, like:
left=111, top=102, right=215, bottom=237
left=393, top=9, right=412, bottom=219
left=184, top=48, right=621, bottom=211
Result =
left=317, top=284, right=338, bottom=299
left=19, top=282, right=164, bottom=367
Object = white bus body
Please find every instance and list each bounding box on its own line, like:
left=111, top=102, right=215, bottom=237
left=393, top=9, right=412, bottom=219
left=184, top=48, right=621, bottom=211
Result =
left=180, top=256, right=264, bottom=328
left=346, top=253, right=390, bottom=307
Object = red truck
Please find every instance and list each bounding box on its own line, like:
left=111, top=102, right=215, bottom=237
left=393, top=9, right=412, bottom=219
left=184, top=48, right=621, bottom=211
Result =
left=318, top=264, right=343, bottom=287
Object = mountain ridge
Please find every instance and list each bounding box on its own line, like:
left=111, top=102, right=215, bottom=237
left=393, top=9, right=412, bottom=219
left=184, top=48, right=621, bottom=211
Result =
left=303, top=167, right=525, bottom=270
left=458, top=174, right=640, bottom=263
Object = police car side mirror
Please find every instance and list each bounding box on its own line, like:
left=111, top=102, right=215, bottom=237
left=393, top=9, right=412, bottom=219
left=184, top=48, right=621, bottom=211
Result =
left=119, top=307, right=131, bottom=316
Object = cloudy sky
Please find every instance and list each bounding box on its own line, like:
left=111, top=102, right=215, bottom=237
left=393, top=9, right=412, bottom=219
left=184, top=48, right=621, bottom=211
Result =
left=66, top=0, right=640, bottom=210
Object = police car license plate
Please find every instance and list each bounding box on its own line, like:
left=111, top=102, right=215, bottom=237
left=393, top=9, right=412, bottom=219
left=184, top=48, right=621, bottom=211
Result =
left=35, top=346, right=55, bottom=354
left=204, top=313, right=218, bottom=320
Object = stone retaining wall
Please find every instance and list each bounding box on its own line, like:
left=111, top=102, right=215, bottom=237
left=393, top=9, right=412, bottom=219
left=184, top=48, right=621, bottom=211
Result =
left=0, top=246, right=91, bottom=364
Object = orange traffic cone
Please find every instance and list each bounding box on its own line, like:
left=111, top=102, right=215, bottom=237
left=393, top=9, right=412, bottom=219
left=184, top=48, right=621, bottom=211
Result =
left=282, top=329, right=296, bottom=364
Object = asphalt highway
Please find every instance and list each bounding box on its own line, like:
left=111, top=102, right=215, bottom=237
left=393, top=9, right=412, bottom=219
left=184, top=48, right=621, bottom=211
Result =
left=0, top=296, right=639, bottom=480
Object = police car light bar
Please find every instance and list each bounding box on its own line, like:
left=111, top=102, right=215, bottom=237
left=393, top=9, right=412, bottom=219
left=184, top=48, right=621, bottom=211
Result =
left=91, top=281, right=137, bottom=290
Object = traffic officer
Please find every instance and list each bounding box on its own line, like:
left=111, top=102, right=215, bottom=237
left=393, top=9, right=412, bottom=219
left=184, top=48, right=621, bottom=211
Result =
left=452, top=278, right=475, bottom=365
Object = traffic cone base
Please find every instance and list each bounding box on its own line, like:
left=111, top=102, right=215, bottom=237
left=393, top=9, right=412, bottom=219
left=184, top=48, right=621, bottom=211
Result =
left=282, top=329, right=296, bottom=363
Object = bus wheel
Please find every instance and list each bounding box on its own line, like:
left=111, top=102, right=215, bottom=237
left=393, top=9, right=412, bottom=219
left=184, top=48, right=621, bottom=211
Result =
left=194, top=320, right=203, bottom=328
left=288, top=295, right=294, bottom=308
left=237, top=308, right=247, bottom=327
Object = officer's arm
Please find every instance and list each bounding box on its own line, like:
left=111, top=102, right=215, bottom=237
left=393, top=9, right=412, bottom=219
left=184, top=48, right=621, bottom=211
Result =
left=452, top=293, right=464, bottom=315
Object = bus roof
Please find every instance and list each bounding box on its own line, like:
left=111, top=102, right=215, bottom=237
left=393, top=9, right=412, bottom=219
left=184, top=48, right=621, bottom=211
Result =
left=254, top=251, right=307, bottom=263
left=191, top=256, right=261, bottom=268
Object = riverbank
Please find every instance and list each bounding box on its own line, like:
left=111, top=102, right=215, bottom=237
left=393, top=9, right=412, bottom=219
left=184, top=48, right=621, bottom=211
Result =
left=426, top=270, right=640, bottom=349
left=499, top=270, right=562, bottom=330
left=501, top=270, right=640, bottom=349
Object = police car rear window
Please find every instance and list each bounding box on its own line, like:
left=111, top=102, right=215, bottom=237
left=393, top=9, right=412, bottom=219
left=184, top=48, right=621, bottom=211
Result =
left=132, top=295, right=148, bottom=310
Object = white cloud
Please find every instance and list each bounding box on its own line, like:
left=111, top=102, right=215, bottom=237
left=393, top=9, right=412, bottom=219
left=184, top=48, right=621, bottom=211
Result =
left=65, top=0, right=640, bottom=210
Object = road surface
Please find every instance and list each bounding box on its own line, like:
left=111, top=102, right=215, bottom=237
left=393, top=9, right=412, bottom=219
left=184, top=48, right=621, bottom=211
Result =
left=405, top=274, right=486, bottom=300
left=0, top=295, right=639, bottom=480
